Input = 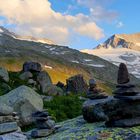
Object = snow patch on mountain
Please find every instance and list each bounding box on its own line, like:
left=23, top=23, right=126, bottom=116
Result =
left=81, top=48, right=140, bottom=78
left=0, top=28, right=3, bottom=33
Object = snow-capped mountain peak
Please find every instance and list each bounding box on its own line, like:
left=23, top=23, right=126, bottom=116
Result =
left=97, top=33, right=140, bottom=51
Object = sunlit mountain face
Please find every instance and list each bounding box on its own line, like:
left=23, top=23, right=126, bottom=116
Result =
left=82, top=33, right=140, bottom=79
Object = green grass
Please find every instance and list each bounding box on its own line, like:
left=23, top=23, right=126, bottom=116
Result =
left=44, top=94, right=84, bottom=122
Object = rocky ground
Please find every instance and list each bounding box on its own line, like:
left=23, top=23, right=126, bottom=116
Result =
left=30, top=116, right=140, bottom=140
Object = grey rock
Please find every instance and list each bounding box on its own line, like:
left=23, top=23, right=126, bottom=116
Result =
left=0, top=67, right=9, bottom=82
left=37, top=71, right=52, bottom=93
left=0, top=115, right=15, bottom=123
left=0, top=86, right=43, bottom=126
left=106, top=117, right=140, bottom=127
left=0, top=122, right=18, bottom=134
left=44, top=85, right=64, bottom=96
left=82, top=96, right=140, bottom=127
left=0, top=131, right=27, bottom=140
left=27, top=79, right=36, bottom=85
left=31, top=128, right=54, bottom=138
left=117, top=63, right=130, bottom=84
left=41, top=95, right=53, bottom=102
left=0, top=103, right=13, bottom=116
left=66, top=74, right=88, bottom=94
left=23, top=61, right=42, bottom=72
left=19, top=71, right=33, bottom=80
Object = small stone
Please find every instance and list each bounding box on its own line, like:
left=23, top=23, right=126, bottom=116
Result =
left=89, top=79, right=96, bottom=88
left=36, top=119, right=55, bottom=129
left=19, top=71, right=33, bottom=80
left=0, top=116, right=15, bottom=123
left=31, top=129, right=54, bottom=138
left=117, top=63, right=130, bottom=84
left=0, top=122, right=18, bottom=134
left=32, top=111, right=49, bottom=118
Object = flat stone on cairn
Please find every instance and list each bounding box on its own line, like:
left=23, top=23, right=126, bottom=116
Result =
left=31, top=109, right=59, bottom=138
left=87, top=79, right=108, bottom=99
left=0, top=104, right=19, bottom=135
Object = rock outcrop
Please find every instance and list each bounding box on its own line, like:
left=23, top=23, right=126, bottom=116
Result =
left=66, top=74, right=88, bottom=94
left=0, top=86, right=43, bottom=126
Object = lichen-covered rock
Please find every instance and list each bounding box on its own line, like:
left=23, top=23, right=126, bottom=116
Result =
left=46, top=116, right=140, bottom=140
left=0, top=67, right=9, bottom=82
left=0, top=85, right=43, bottom=126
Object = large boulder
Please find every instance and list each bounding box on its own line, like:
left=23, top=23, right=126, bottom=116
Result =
left=0, top=67, right=9, bottom=82
left=37, top=71, right=52, bottom=93
left=0, top=86, right=43, bottom=126
left=82, top=96, right=140, bottom=127
left=66, top=74, right=88, bottom=94
left=23, top=61, right=42, bottom=72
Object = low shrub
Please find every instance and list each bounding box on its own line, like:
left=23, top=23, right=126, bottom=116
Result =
left=44, top=94, right=83, bottom=122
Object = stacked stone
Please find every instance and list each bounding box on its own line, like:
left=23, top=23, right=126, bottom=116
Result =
left=0, top=104, right=19, bottom=135
left=31, top=109, right=57, bottom=138
left=106, top=63, right=140, bottom=127
left=87, top=79, right=108, bottom=99
left=113, top=63, right=139, bottom=98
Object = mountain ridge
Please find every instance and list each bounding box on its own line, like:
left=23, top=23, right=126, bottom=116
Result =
left=0, top=26, right=55, bottom=45
left=96, top=32, right=140, bottom=51
left=0, top=27, right=139, bottom=90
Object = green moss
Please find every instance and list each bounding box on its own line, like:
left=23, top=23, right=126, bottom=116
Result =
left=44, top=95, right=83, bottom=122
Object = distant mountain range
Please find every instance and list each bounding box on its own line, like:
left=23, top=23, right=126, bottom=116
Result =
left=0, top=26, right=55, bottom=45
left=82, top=33, right=140, bottom=79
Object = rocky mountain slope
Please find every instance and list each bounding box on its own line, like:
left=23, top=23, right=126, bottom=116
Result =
left=0, top=26, right=54, bottom=45
left=97, top=33, right=140, bottom=51
left=82, top=33, right=140, bottom=79
left=0, top=26, right=139, bottom=89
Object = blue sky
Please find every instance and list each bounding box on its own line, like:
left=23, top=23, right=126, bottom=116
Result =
left=0, top=0, right=140, bottom=49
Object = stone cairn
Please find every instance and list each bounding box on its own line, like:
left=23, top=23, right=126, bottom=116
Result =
left=0, top=105, right=20, bottom=135
left=113, top=63, right=139, bottom=98
left=87, top=79, right=108, bottom=99
left=106, top=63, right=140, bottom=127
left=31, top=109, right=60, bottom=138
